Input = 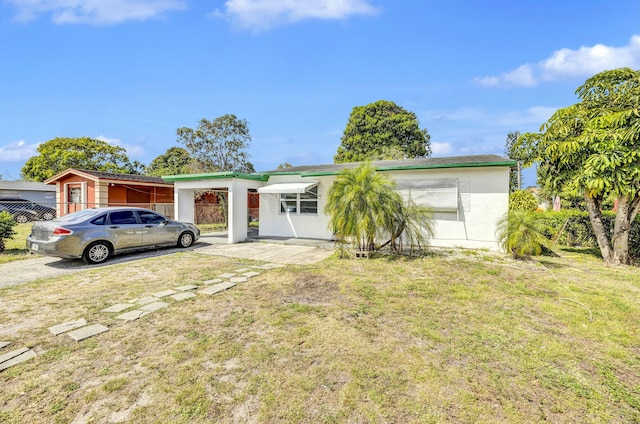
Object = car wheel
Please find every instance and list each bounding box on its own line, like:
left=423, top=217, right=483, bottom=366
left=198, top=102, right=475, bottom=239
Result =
left=177, top=231, right=194, bottom=248
left=15, top=214, right=29, bottom=224
left=42, top=212, right=55, bottom=220
left=83, top=241, right=111, bottom=264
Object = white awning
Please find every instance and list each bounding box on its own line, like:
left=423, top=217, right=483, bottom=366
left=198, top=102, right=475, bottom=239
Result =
left=258, top=181, right=318, bottom=194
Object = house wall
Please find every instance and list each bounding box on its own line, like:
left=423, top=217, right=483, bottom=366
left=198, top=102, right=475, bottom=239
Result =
left=258, top=166, right=510, bottom=250
left=259, top=175, right=333, bottom=240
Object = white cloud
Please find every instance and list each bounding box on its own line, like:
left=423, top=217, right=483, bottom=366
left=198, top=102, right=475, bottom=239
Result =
left=430, top=142, right=453, bottom=156
left=96, top=134, right=146, bottom=157
left=7, top=0, right=186, bottom=25
left=475, top=35, right=640, bottom=88
left=0, top=140, right=40, bottom=162
left=211, top=0, right=380, bottom=31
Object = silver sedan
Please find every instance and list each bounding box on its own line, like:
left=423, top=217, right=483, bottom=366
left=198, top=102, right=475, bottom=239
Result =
left=27, top=207, right=200, bottom=264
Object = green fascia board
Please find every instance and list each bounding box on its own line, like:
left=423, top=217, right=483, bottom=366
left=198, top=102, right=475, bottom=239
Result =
left=162, top=172, right=269, bottom=182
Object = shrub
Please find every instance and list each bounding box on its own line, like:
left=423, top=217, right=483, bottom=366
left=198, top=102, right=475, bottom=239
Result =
left=0, top=211, right=18, bottom=253
left=537, top=210, right=640, bottom=258
left=509, top=190, right=538, bottom=212
left=496, top=211, right=549, bottom=259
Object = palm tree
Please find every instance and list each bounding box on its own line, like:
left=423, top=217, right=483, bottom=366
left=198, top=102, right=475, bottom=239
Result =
left=324, top=163, right=402, bottom=251
left=496, top=211, right=549, bottom=259
left=383, top=195, right=434, bottom=254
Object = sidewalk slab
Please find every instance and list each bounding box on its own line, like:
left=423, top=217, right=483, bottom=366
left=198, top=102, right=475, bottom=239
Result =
left=140, top=302, right=169, bottom=312
left=171, top=292, right=197, bottom=301
left=230, top=276, right=248, bottom=283
left=135, top=296, right=159, bottom=305
left=0, top=342, right=11, bottom=349
left=242, top=271, right=261, bottom=278
left=204, top=278, right=223, bottom=285
left=175, top=284, right=199, bottom=291
left=49, top=318, right=88, bottom=335
left=0, top=348, right=36, bottom=371
left=200, top=282, right=236, bottom=295
left=116, top=310, right=150, bottom=321
left=101, top=304, right=133, bottom=313
left=67, top=324, right=109, bottom=342
left=234, top=268, right=251, bottom=273
left=217, top=273, right=237, bottom=279
left=153, top=290, right=177, bottom=298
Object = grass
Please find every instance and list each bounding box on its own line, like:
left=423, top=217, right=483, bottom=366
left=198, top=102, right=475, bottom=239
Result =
left=1, top=248, right=639, bottom=422
left=0, top=223, right=32, bottom=264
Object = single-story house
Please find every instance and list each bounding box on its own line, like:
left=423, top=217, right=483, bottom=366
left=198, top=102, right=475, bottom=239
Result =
left=44, top=169, right=175, bottom=217
left=0, top=180, right=56, bottom=205
left=163, top=155, right=514, bottom=250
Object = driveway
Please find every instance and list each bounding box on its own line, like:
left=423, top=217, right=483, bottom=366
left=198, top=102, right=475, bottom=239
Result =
left=0, top=237, right=334, bottom=289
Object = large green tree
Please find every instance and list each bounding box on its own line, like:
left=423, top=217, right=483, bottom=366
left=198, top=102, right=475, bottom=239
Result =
left=335, top=100, right=431, bottom=163
left=176, top=115, right=254, bottom=173
left=516, top=68, right=640, bottom=265
left=22, top=137, right=137, bottom=182
left=146, top=147, right=192, bottom=176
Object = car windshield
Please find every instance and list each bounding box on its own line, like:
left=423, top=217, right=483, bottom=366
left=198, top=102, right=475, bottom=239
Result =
left=54, top=209, right=104, bottom=222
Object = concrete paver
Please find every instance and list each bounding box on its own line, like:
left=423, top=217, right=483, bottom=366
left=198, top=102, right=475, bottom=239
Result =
left=153, top=290, right=177, bottom=298
left=203, top=278, right=223, bottom=285
left=115, top=310, right=150, bottom=321
left=200, top=282, right=236, bottom=295
left=101, top=304, right=133, bottom=313
left=0, top=341, right=10, bottom=349
left=140, top=302, right=169, bottom=312
left=135, top=296, right=159, bottom=305
left=242, top=271, right=261, bottom=278
left=48, top=318, right=88, bottom=335
left=0, top=347, right=37, bottom=371
left=230, top=276, right=248, bottom=283
left=175, top=284, right=199, bottom=291
left=171, top=292, right=197, bottom=301
left=67, top=324, right=109, bottom=342
left=217, top=273, right=237, bottom=278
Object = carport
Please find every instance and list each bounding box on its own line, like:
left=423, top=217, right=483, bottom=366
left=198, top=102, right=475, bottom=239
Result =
left=162, top=172, right=268, bottom=244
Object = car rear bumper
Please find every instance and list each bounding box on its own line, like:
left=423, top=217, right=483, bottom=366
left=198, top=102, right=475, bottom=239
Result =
left=26, top=236, right=84, bottom=259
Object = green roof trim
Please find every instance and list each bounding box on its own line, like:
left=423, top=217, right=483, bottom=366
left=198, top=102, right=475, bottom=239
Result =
left=162, top=171, right=269, bottom=182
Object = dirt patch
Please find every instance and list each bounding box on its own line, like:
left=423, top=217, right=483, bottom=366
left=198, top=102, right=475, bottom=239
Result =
left=281, top=273, right=341, bottom=307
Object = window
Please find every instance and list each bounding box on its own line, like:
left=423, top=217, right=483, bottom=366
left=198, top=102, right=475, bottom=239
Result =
left=280, top=186, right=318, bottom=215
left=109, top=210, right=138, bottom=225
left=90, top=214, right=107, bottom=225
left=69, top=187, right=82, bottom=203
left=138, top=211, right=166, bottom=224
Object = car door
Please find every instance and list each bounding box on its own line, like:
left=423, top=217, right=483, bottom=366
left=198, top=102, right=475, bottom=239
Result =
left=137, top=210, right=178, bottom=246
left=106, top=210, right=143, bottom=250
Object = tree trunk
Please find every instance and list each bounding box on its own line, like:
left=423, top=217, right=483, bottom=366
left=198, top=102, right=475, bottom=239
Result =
left=611, top=195, right=640, bottom=265
left=584, top=194, right=615, bottom=264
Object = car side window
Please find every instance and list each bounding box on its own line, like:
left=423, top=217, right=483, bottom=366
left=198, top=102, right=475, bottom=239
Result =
left=138, top=211, right=166, bottom=224
left=108, top=211, right=138, bottom=225
left=90, top=214, right=107, bottom=225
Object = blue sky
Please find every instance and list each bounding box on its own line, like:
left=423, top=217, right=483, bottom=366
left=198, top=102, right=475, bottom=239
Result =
left=1, top=0, right=638, bottom=187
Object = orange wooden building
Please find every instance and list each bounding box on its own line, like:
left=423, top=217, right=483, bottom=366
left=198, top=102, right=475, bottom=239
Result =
left=45, top=169, right=174, bottom=217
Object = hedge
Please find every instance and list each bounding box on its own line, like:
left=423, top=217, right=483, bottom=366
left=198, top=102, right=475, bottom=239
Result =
left=537, top=210, right=640, bottom=258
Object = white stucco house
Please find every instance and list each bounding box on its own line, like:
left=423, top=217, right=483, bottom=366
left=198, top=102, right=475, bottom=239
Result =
left=163, top=155, right=514, bottom=251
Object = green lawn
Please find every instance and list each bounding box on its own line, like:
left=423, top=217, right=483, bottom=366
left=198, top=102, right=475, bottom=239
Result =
left=1, top=248, right=639, bottom=422
left=0, top=223, right=32, bottom=264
